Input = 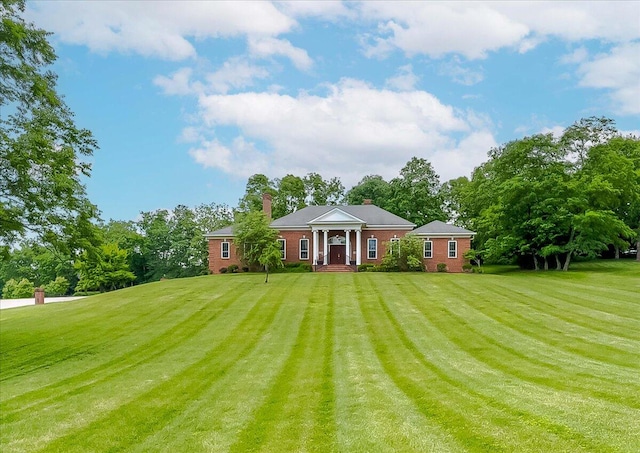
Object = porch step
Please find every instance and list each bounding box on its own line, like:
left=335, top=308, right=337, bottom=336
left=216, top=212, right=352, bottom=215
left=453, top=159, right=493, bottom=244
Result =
left=315, top=264, right=356, bottom=273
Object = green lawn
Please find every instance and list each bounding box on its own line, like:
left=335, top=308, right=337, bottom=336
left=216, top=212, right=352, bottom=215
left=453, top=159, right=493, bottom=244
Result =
left=1, top=261, right=639, bottom=452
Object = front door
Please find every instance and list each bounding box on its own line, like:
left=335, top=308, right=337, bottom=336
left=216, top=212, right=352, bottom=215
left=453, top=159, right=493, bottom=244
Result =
left=330, top=245, right=345, bottom=264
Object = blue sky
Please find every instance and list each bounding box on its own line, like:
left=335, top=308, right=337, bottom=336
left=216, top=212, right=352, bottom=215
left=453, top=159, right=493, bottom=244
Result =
left=27, top=1, right=640, bottom=222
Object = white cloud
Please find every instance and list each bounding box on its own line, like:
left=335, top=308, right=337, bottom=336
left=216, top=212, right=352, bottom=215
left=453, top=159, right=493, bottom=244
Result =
left=154, top=58, right=271, bottom=96
left=179, top=127, right=202, bottom=143
left=496, top=2, right=640, bottom=43
left=432, top=131, right=497, bottom=181
left=189, top=137, right=270, bottom=176
left=206, top=58, right=271, bottom=94
left=620, top=129, right=640, bottom=138
left=576, top=42, right=640, bottom=115
left=385, top=65, right=419, bottom=91
left=277, top=1, right=355, bottom=20
left=540, top=125, right=566, bottom=139
left=358, top=2, right=640, bottom=59
left=154, top=68, right=195, bottom=95
left=188, top=79, right=493, bottom=185
left=560, top=47, right=589, bottom=65
left=248, top=37, right=313, bottom=71
left=28, top=1, right=295, bottom=60
left=359, top=2, right=529, bottom=59
left=439, top=58, right=484, bottom=86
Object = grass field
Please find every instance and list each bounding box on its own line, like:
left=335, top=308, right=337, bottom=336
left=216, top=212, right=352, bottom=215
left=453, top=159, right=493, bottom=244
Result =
left=1, top=261, right=639, bottom=452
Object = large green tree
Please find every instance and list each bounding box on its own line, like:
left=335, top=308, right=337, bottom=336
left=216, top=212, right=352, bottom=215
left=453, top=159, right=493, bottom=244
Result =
left=233, top=211, right=282, bottom=282
left=345, top=174, right=391, bottom=207
left=580, top=136, right=640, bottom=259
left=0, top=239, right=76, bottom=293
left=387, top=157, right=446, bottom=226
left=136, top=203, right=232, bottom=282
left=75, top=243, right=136, bottom=292
left=1, top=0, right=100, bottom=256
left=272, top=174, right=306, bottom=219
left=466, top=121, right=635, bottom=270
left=237, top=174, right=276, bottom=213
left=303, top=172, right=345, bottom=205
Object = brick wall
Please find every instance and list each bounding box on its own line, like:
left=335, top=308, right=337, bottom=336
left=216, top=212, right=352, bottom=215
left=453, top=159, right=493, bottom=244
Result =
left=208, top=238, right=242, bottom=274
left=276, top=231, right=313, bottom=264
left=422, top=237, right=471, bottom=273
left=209, top=231, right=473, bottom=273
left=358, top=229, right=412, bottom=265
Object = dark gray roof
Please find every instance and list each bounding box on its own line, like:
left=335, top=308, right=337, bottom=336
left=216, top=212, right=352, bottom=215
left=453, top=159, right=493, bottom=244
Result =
left=205, top=225, right=234, bottom=237
left=270, top=205, right=415, bottom=228
left=412, top=220, right=475, bottom=236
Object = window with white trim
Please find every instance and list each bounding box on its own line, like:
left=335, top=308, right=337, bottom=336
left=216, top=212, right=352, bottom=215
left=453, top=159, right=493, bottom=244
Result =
left=277, top=239, right=286, bottom=260
left=221, top=241, right=230, bottom=259
left=423, top=240, right=433, bottom=259
left=368, top=238, right=377, bottom=260
left=299, top=238, right=309, bottom=260
left=448, top=240, right=457, bottom=258
left=390, top=237, right=400, bottom=255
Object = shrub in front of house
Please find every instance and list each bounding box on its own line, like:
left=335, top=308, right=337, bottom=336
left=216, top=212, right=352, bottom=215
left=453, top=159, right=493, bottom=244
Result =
left=219, top=267, right=228, bottom=274
left=358, top=263, right=376, bottom=272
left=381, top=236, right=425, bottom=272
left=437, top=263, right=448, bottom=273
left=275, top=263, right=312, bottom=273
left=462, top=263, right=473, bottom=273
left=227, top=264, right=239, bottom=273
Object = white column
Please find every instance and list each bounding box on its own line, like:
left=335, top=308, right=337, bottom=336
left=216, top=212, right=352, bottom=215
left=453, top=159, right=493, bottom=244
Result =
left=323, top=230, right=328, bottom=265
left=313, top=230, right=319, bottom=265
left=356, top=229, right=362, bottom=265
left=345, top=230, right=351, bottom=264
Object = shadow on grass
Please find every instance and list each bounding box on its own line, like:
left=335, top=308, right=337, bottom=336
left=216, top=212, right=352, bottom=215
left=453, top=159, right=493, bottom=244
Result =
left=482, top=259, right=640, bottom=277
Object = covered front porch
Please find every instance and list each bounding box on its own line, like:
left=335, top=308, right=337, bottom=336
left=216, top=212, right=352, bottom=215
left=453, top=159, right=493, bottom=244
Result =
left=308, top=209, right=365, bottom=267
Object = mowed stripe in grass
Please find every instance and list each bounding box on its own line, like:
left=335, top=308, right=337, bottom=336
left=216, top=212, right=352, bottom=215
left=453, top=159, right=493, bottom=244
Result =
left=1, top=261, right=639, bottom=452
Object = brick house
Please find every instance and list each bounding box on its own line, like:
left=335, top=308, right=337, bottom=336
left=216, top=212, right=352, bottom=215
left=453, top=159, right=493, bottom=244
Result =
left=206, top=194, right=475, bottom=273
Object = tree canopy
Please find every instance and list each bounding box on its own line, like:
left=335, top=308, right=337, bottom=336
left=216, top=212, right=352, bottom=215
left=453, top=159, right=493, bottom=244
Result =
left=451, top=118, right=639, bottom=270
left=238, top=172, right=345, bottom=218
left=1, top=0, right=100, bottom=256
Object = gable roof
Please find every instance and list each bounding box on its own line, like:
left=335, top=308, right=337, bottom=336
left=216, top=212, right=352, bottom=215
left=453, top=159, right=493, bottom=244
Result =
left=412, top=220, right=476, bottom=237
left=204, top=225, right=234, bottom=238
left=308, top=207, right=365, bottom=225
left=270, top=204, right=415, bottom=229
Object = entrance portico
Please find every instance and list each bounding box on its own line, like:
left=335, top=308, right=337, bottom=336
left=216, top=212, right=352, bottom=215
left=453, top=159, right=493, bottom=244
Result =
left=308, top=208, right=365, bottom=266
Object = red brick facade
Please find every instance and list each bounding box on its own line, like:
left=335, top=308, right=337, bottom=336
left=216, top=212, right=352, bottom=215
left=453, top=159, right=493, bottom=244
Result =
left=207, top=200, right=474, bottom=273
left=421, top=237, right=472, bottom=273
left=208, top=236, right=242, bottom=274
left=208, top=231, right=472, bottom=273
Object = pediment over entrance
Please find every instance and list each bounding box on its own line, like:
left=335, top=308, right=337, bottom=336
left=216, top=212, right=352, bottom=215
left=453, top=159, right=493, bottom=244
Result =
left=307, top=208, right=365, bottom=226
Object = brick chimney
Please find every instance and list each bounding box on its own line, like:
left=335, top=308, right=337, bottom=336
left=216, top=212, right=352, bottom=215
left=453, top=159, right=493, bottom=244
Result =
left=363, top=199, right=372, bottom=205
left=262, top=193, right=272, bottom=220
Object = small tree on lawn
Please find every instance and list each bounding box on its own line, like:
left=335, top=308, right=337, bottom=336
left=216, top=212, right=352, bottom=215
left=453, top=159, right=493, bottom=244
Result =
left=259, top=241, right=283, bottom=283
left=233, top=211, right=283, bottom=282
left=381, top=235, right=424, bottom=272
left=463, top=248, right=482, bottom=272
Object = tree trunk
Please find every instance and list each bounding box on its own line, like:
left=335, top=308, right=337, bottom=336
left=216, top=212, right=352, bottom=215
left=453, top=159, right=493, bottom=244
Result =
left=563, top=228, right=576, bottom=271
left=533, top=255, right=539, bottom=271
left=555, top=255, right=562, bottom=270
left=265, top=265, right=269, bottom=283
left=637, top=240, right=640, bottom=261
left=543, top=257, right=548, bottom=271
left=615, top=245, right=620, bottom=259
